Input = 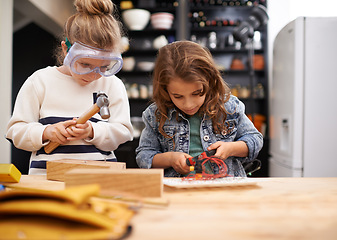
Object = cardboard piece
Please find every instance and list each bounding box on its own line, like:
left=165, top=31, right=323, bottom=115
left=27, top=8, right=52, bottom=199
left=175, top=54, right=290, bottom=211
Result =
left=65, top=168, right=163, bottom=198
left=47, top=160, right=125, bottom=181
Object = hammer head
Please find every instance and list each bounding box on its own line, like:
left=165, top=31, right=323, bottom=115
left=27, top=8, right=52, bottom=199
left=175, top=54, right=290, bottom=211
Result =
left=96, top=92, right=110, bottom=119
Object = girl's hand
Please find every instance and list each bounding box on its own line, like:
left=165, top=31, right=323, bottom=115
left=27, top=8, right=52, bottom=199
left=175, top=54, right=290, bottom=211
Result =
left=66, top=120, right=93, bottom=141
left=170, top=152, right=192, bottom=174
left=43, top=119, right=77, bottom=144
left=207, top=141, right=249, bottom=159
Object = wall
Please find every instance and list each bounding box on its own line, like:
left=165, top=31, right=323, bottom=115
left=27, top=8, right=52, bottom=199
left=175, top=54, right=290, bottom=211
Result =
left=0, top=0, right=73, bottom=167
left=0, top=0, right=13, bottom=164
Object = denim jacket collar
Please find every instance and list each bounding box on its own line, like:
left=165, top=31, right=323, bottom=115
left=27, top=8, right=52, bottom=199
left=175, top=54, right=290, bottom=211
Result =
left=167, top=107, right=178, bottom=120
left=167, top=107, right=208, bottom=122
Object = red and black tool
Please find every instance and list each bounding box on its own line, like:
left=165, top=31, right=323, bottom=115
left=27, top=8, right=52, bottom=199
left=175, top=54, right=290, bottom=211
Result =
left=185, top=149, right=228, bottom=180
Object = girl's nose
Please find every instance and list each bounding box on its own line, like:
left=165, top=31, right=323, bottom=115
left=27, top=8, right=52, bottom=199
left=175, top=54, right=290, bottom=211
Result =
left=87, top=71, right=101, bottom=81
left=184, top=98, right=194, bottom=108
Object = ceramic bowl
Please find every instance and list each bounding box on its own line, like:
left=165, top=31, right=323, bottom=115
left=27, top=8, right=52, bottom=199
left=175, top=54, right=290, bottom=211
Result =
left=150, top=12, right=174, bottom=30
left=122, top=56, right=135, bottom=71
left=137, top=61, right=155, bottom=72
left=122, top=9, right=150, bottom=30
left=153, top=35, right=168, bottom=49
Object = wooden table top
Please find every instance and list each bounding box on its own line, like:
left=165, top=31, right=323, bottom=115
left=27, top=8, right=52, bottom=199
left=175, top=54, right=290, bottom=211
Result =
left=4, top=175, right=337, bottom=240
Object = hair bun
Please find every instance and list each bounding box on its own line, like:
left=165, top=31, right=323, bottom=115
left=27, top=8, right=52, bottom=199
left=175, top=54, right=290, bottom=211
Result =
left=74, top=0, right=113, bottom=15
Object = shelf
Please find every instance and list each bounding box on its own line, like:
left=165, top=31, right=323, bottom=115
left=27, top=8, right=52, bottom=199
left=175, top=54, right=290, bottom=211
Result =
left=188, top=0, right=267, bottom=9
left=190, top=5, right=258, bottom=10
left=123, top=48, right=263, bottom=56
left=122, top=50, right=158, bottom=56
left=189, top=25, right=267, bottom=32
left=119, top=69, right=264, bottom=75
left=126, top=29, right=176, bottom=35
left=119, top=70, right=153, bottom=75
left=221, top=69, right=265, bottom=74
left=129, top=98, right=152, bottom=102
left=210, top=48, right=264, bottom=54
left=140, top=7, right=177, bottom=13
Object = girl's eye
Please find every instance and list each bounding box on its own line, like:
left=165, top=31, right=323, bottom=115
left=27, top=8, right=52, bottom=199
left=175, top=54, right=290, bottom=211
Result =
left=193, top=90, right=203, bottom=96
left=173, top=95, right=182, bottom=99
left=80, top=63, right=91, bottom=68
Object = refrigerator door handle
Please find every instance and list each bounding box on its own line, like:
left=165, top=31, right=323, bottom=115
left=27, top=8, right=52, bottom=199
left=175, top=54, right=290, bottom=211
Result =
left=281, top=116, right=290, bottom=152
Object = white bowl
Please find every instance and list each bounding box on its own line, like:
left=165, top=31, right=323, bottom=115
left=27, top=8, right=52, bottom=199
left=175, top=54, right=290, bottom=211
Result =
left=153, top=35, right=168, bottom=49
left=137, top=61, right=155, bottom=72
left=122, top=9, right=150, bottom=31
left=122, top=56, right=135, bottom=71
left=151, top=12, right=174, bottom=30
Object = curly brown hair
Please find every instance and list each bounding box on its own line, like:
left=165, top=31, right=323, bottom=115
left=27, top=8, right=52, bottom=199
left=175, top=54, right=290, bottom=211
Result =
left=54, top=0, right=124, bottom=65
left=152, top=40, right=231, bottom=139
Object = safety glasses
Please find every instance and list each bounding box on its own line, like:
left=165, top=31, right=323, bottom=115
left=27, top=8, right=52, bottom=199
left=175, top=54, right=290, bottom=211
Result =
left=63, top=41, right=123, bottom=77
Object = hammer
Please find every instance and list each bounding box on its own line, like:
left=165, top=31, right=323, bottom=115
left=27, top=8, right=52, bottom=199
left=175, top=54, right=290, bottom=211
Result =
left=44, top=92, right=110, bottom=154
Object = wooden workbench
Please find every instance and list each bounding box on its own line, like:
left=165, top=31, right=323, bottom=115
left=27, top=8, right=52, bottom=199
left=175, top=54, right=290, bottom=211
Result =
left=4, top=176, right=337, bottom=240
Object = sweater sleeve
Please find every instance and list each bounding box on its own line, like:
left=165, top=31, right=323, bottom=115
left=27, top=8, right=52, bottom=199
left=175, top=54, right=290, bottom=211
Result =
left=135, top=105, right=163, bottom=169
left=86, top=78, right=133, bottom=151
left=6, top=77, right=46, bottom=151
left=234, top=99, right=264, bottom=161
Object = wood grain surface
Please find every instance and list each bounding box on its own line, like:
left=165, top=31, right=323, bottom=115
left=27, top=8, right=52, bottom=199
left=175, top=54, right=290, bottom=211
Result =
left=46, top=159, right=126, bottom=181
left=3, top=175, right=337, bottom=240
left=64, top=168, right=163, bottom=198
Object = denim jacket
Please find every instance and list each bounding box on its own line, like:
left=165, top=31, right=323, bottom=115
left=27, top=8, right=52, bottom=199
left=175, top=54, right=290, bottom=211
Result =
left=136, top=95, right=263, bottom=177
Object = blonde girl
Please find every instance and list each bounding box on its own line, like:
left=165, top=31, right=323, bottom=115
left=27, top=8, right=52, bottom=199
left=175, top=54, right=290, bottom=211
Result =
left=6, top=0, right=133, bottom=174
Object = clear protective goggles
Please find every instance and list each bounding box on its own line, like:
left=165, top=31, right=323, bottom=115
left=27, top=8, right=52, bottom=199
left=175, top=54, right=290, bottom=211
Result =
left=63, top=41, right=123, bottom=77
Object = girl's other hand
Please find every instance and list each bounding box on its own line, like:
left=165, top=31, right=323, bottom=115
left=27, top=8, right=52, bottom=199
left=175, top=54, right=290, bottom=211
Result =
left=43, top=119, right=77, bottom=144
left=170, top=152, right=192, bottom=174
left=207, top=141, right=249, bottom=159
left=66, top=120, right=93, bottom=141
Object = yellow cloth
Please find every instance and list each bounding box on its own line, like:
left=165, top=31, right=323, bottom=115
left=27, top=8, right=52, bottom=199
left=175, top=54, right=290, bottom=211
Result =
left=0, top=184, right=134, bottom=239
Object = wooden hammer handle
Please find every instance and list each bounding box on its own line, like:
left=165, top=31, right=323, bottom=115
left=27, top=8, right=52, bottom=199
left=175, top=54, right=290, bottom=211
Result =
left=44, top=104, right=100, bottom=154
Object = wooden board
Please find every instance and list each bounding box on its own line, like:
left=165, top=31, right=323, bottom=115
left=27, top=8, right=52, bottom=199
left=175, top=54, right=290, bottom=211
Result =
left=163, top=177, right=258, bottom=189
left=65, top=168, right=163, bottom=198
left=47, top=159, right=125, bottom=181
left=3, top=175, right=65, bottom=191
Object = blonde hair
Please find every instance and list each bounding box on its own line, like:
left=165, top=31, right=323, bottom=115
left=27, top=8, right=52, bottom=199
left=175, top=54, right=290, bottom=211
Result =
left=152, top=40, right=231, bottom=139
left=55, top=0, right=123, bottom=65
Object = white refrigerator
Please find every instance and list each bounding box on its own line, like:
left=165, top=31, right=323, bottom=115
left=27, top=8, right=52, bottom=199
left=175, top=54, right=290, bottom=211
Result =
left=269, top=17, right=337, bottom=177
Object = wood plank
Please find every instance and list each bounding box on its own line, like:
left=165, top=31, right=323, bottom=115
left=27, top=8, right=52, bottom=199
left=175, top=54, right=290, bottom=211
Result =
left=3, top=175, right=65, bottom=191
left=46, top=160, right=126, bottom=181
left=65, top=168, right=163, bottom=198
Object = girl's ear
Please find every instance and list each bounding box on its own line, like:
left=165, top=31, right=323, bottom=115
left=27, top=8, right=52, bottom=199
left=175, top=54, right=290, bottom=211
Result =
left=61, top=41, right=68, bottom=56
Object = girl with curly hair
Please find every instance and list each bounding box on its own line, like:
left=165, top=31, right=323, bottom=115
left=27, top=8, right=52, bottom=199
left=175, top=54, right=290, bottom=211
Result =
left=136, top=40, right=263, bottom=177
